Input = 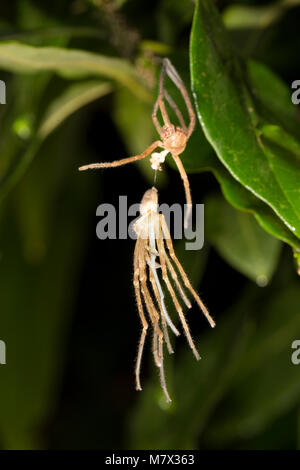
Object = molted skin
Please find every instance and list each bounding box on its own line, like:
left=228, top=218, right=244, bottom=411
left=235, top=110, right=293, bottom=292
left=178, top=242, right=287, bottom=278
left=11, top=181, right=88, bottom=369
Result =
left=140, top=187, right=158, bottom=216
left=161, top=125, right=188, bottom=156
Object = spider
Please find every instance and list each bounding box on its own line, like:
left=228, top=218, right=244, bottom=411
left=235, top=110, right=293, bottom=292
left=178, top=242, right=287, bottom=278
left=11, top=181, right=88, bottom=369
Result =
left=79, top=58, right=196, bottom=228
left=133, top=187, right=215, bottom=402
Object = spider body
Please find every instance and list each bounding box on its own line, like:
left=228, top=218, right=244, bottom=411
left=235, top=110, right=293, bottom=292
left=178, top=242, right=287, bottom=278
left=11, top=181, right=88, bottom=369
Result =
left=161, top=125, right=188, bottom=156
left=79, top=58, right=196, bottom=227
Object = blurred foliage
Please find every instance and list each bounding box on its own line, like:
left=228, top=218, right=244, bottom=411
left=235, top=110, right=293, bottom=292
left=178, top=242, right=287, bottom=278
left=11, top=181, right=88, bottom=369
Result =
left=191, top=0, right=300, bottom=250
left=129, top=275, right=300, bottom=449
left=205, top=194, right=281, bottom=285
left=0, top=0, right=299, bottom=450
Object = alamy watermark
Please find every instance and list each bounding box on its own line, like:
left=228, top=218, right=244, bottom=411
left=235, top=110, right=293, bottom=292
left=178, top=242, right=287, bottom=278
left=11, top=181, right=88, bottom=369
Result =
left=0, top=340, right=6, bottom=365
left=95, top=197, right=204, bottom=250
left=291, top=80, right=300, bottom=105
left=0, top=80, right=6, bottom=104
left=291, top=340, right=300, bottom=365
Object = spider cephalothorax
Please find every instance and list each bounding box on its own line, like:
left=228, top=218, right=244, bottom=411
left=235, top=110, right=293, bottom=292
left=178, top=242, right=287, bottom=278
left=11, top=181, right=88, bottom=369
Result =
left=161, top=125, right=188, bottom=156
left=79, top=58, right=196, bottom=227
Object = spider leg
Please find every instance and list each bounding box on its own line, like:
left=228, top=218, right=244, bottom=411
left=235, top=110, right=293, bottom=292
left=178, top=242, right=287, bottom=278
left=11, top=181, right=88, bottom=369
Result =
left=79, top=140, right=162, bottom=171
left=163, top=89, right=187, bottom=132
left=155, top=217, right=201, bottom=361
left=140, top=278, right=162, bottom=368
left=171, top=154, right=192, bottom=229
left=141, top=256, right=172, bottom=402
left=162, top=58, right=195, bottom=138
left=160, top=214, right=216, bottom=328
left=158, top=339, right=172, bottom=403
left=165, top=255, right=191, bottom=309
left=152, top=94, right=163, bottom=135
left=148, top=267, right=174, bottom=354
left=147, top=215, right=180, bottom=337
left=138, top=238, right=164, bottom=368
left=152, top=330, right=159, bottom=369
left=152, top=61, right=172, bottom=134
left=150, top=213, right=192, bottom=309
left=133, top=240, right=148, bottom=391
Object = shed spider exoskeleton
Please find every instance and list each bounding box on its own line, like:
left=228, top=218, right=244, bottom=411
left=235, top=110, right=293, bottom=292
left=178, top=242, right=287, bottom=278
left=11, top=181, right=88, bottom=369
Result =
left=79, top=58, right=196, bottom=228
left=133, top=187, right=215, bottom=402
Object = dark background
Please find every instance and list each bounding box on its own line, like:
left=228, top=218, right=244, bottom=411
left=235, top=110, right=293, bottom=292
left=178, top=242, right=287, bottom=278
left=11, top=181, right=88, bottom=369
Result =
left=0, top=0, right=299, bottom=450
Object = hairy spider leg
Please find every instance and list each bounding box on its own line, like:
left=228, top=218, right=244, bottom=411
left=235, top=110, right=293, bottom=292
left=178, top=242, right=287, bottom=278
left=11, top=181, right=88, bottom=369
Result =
left=148, top=267, right=174, bottom=354
left=148, top=214, right=180, bottom=337
left=160, top=214, right=215, bottom=328
left=171, top=154, right=192, bottom=229
left=163, top=89, right=187, bottom=132
left=162, top=58, right=196, bottom=138
left=158, top=338, right=171, bottom=403
left=133, top=241, right=148, bottom=391
left=154, top=215, right=201, bottom=361
left=138, top=237, right=164, bottom=368
left=139, top=238, right=174, bottom=402
left=152, top=62, right=172, bottom=135
left=79, top=141, right=162, bottom=171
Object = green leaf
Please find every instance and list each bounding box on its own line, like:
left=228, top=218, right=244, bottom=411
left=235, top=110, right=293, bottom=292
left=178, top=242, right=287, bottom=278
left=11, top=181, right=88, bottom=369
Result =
left=0, top=41, right=151, bottom=102
left=38, top=80, right=113, bottom=139
left=223, top=1, right=300, bottom=30
left=190, top=0, right=300, bottom=240
left=205, top=194, right=281, bottom=285
left=0, top=79, right=112, bottom=201
left=205, top=283, right=300, bottom=446
left=179, top=130, right=300, bottom=252
left=248, top=60, right=300, bottom=139
left=0, top=116, right=98, bottom=448
left=0, top=73, right=52, bottom=201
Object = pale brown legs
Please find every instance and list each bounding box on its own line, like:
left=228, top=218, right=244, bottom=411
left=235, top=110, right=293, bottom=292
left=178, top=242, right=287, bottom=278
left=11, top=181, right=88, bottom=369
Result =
left=133, top=210, right=215, bottom=401
left=172, top=154, right=192, bottom=229
left=154, top=217, right=201, bottom=361
left=79, top=140, right=162, bottom=171
left=151, top=60, right=195, bottom=225
left=152, top=58, right=195, bottom=138
left=133, top=241, right=149, bottom=391
left=152, top=61, right=187, bottom=134
left=161, top=58, right=195, bottom=138
left=149, top=268, right=174, bottom=355
left=163, top=90, right=187, bottom=132
left=138, top=239, right=163, bottom=369
left=152, top=61, right=172, bottom=134
left=134, top=236, right=172, bottom=402
left=158, top=340, right=171, bottom=403
left=160, top=214, right=215, bottom=329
